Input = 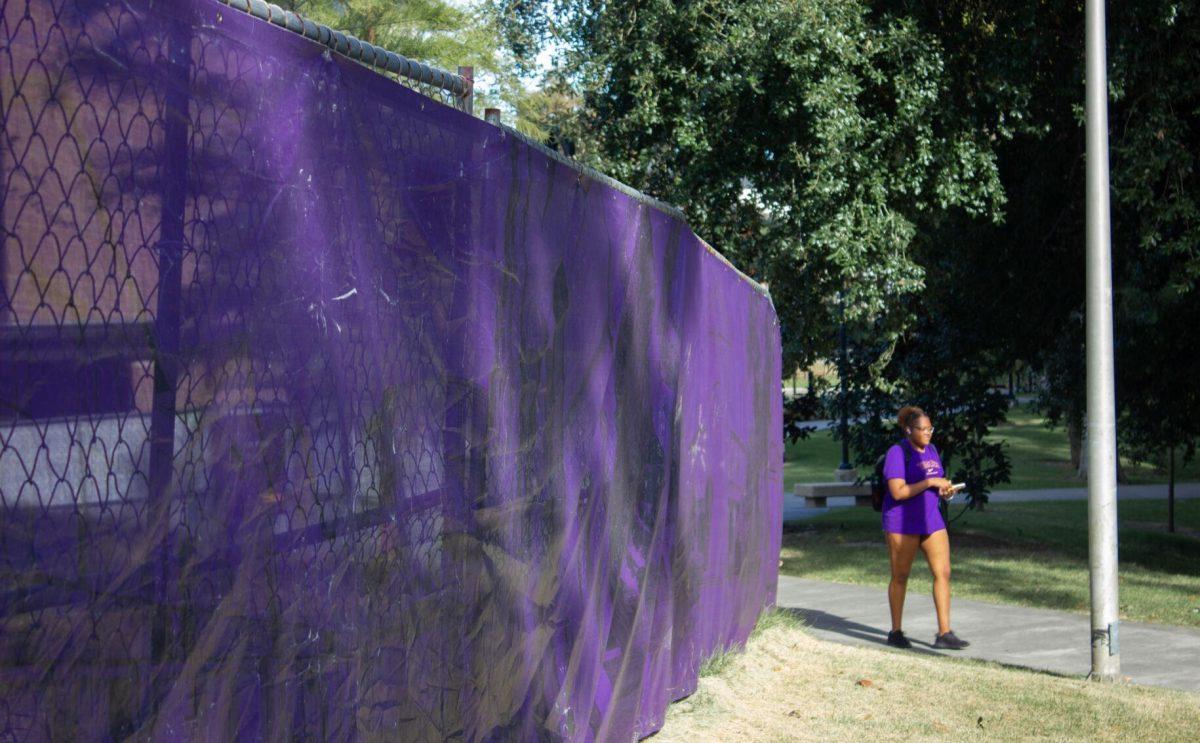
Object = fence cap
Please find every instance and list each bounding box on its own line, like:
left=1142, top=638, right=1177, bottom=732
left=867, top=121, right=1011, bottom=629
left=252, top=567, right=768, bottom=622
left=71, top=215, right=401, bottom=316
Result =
left=216, top=0, right=472, bottom=107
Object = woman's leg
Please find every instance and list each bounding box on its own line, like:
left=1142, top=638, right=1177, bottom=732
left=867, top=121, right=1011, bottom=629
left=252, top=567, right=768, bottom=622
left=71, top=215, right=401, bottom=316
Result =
left=920, top=528, right=953, bottom=635
left=884, top=532, right=921, bottom=632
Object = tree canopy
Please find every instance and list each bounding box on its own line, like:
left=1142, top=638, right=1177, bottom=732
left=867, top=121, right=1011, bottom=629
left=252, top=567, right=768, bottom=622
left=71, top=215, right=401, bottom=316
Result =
left=498, top=0, right=1007, bottom=370
left=498, top=0, right=1200, bottom=496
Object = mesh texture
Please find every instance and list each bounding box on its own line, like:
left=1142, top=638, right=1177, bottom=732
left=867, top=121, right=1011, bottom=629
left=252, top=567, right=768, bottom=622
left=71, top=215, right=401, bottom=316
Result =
left=0, top=0, right=783, bottom=739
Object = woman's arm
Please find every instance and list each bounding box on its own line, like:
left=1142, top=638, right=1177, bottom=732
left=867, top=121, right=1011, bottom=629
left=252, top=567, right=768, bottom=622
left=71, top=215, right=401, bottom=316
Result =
left=887, top=477, right=951, bottom=501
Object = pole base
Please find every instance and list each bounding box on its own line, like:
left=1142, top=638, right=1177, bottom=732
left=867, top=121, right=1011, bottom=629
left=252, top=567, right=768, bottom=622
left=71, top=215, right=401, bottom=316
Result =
left=1085, top=672, right=1123, bottom=684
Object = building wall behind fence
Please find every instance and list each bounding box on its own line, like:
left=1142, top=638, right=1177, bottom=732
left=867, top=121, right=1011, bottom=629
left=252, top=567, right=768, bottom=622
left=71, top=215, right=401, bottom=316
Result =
left=0, top=0, right=783, bottom=739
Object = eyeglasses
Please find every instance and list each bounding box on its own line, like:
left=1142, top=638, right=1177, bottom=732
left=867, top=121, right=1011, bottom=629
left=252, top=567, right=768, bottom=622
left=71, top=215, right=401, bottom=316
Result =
left=912, top=426, right=934, bottom=434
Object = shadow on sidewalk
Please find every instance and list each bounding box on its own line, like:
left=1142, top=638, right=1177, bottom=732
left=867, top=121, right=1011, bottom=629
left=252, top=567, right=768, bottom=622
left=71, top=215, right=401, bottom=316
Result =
left=779, top=606, right=944, bottom=655
left=775, top=605, right=1088, bottom=683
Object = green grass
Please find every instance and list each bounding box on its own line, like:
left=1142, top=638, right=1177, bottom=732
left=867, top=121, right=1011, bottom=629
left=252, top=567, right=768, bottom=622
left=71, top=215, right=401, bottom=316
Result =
left=985, top=406, right=1078, bottom=489
left=747, top=605, right=807, bottom=639
left=784, top=404, right=1200, bottom=492
left=697, top=610, right=808, bottom=680
left=780, top=499, right=1200, bottom=628
left=697, top=646, right=739, bottom=678
left=783, top=432, right=846, bottom=492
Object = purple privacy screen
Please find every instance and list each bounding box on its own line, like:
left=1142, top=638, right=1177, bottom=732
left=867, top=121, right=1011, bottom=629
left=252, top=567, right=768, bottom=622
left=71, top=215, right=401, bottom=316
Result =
left=0, top=0, right=782, bottom=739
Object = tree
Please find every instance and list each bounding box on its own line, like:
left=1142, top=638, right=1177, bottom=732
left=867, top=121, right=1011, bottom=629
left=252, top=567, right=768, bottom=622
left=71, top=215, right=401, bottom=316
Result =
left=499, top=0, right=1200, bottom=514
left=495, top=0, right=1006, bottom=372
left=1108, top=1, right=1200, bottom=523
left=1116, top=278, right=1200, bottom=531
left=871, top=0, right=1090, bottom=477
left=878, top=1, right=1200, bottom=509
left=831, top=314, right=1013, bottom=509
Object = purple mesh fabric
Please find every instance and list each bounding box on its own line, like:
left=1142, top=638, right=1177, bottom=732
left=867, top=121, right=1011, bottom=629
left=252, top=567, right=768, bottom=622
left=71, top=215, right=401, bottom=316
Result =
left=0, top=0, right=783, bottom=739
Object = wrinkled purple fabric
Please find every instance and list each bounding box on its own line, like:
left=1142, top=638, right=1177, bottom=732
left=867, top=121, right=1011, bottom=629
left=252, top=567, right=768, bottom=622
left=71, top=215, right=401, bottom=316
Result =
left=0, top=0, right=783, bottom=739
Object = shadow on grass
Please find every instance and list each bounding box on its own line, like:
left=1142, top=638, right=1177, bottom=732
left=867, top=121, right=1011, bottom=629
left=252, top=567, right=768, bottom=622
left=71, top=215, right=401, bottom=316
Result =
left=785, top=503, right=1200, bottom=578
left=780, top=545, right=1088, bottom=614
left=950, top=559, right=1089, bottom=611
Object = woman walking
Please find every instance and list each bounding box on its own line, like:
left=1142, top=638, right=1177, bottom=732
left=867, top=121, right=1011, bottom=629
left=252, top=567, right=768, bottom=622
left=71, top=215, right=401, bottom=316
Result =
left=882, top=406, right=970, bottom=650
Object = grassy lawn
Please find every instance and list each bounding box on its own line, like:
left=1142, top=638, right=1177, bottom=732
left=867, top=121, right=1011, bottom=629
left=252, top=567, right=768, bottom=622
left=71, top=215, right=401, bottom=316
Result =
left=658, top=610, right=1200, bottom=741
left=780, top=500, right=1200, bottom=627
left=783, top=432, right=846, bottom=490
left=784, top=404, right=1200, bottom=492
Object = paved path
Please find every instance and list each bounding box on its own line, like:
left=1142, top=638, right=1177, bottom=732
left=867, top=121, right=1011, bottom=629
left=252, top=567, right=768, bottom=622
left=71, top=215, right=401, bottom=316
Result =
left=989, top=483, right=1200, bottom=502
left=783, top=482, right=1200, bottom=522
left=775, top=575, right=1200, bottom=693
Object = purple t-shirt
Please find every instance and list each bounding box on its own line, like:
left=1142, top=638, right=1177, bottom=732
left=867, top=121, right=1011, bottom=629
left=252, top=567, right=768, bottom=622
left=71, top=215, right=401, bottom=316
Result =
left=881, top=440, right=947, bottom=535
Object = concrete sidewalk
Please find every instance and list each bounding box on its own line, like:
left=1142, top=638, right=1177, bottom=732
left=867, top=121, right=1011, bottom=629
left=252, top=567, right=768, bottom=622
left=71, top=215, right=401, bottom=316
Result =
left=783, top=482, right=1200, bottom=522
left=775, top=575, right=1200, bottom=693
left=989, top=482, right=1199, bottom=502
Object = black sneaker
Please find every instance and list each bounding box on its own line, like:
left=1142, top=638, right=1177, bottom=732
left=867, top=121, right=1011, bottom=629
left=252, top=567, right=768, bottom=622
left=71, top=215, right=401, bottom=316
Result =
left=886, top=630, right=912, bottom=649
left=933, top=631, right=970, bottom=650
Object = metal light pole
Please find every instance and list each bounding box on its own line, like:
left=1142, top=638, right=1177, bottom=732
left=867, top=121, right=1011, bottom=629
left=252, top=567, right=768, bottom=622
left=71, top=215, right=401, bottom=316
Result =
left=1085, top=0, right=1120, bottom=681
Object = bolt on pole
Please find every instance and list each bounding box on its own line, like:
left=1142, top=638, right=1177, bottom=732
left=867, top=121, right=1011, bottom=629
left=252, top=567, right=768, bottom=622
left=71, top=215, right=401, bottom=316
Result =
left=1085, top=0, right=1120, bottom=681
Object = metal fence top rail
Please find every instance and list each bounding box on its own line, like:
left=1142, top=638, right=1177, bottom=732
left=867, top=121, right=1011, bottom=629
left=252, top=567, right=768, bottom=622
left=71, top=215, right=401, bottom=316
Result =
left=215, top=0, right=472, bottom=104
left=493, top=123, right=772, bottom=299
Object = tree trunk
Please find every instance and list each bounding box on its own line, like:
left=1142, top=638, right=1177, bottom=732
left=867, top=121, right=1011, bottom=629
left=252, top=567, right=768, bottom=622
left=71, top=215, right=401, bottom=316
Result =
left=1068, top=415, right=1084, bottom=475
left=1168, top=446, right=1176, bottom=533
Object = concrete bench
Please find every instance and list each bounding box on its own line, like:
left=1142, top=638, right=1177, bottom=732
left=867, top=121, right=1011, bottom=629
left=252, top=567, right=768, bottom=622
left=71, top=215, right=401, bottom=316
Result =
left=793, top=482, right=872, bottom=508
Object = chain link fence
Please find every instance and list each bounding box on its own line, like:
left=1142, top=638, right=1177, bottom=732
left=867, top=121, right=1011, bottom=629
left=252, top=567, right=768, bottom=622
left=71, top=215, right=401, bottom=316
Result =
left=1, top=0, right=782, bottom=739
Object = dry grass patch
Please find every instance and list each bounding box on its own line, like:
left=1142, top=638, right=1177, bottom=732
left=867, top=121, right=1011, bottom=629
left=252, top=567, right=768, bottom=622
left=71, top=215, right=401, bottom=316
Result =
left=656, top=611, right=1200, bottom=741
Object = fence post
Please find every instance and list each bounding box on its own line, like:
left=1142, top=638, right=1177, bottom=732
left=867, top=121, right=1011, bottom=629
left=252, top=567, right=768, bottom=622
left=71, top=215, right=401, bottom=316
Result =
left=457, top=66, right=473, bottom=115
left=147, top=18, right=191, bottom=707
